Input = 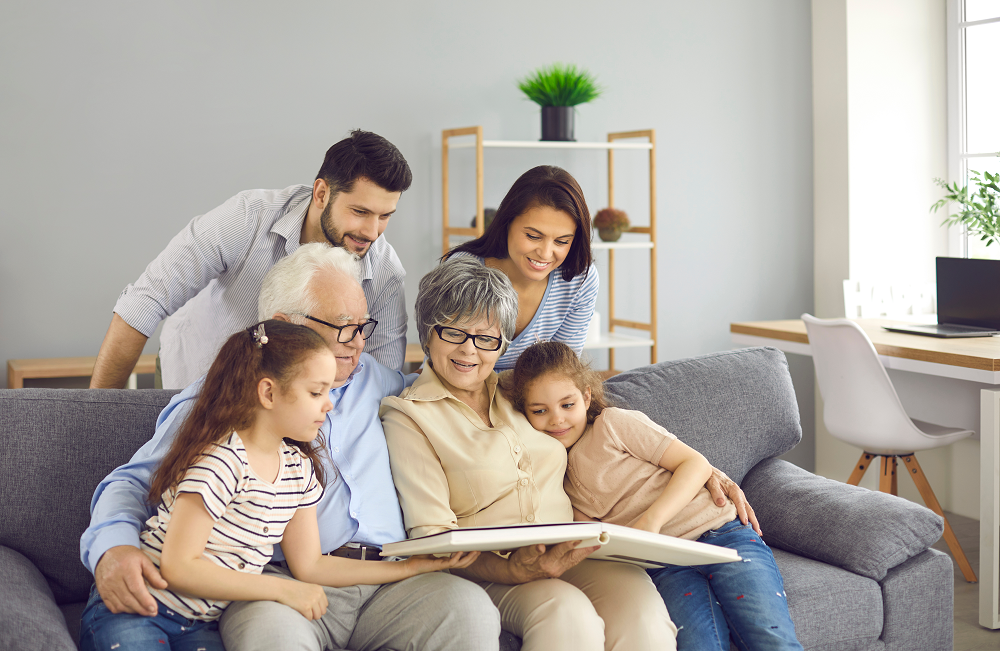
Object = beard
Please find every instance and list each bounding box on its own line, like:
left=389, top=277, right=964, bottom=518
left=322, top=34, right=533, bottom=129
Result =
left=320, top=201, right=372, bottom=257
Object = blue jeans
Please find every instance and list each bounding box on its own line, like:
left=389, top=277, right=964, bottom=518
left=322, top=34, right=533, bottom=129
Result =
left=647, top=519, right=802, bottom=651
left=80, top=585, right=224, bottom=651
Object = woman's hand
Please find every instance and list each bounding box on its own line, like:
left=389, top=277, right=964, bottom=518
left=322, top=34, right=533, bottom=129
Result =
left=403, top=551, right=480, bottom=575
left=507, top=540, right=599, bottom=583
left=706, top=467, right=761, bottom=535
left=276, top=581, right=329, bottom=621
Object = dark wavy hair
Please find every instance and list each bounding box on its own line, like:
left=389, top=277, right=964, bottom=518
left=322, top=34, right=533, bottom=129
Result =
left=148, top=320, right=330, bottom=502
left=445, top=165, right=593, bottom=281
left=502, top=341, right=611, bottom=424
left=315, top=129, right=412, bottom=197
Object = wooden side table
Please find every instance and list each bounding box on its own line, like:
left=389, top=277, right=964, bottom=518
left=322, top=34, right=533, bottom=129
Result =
left=7, top=355, right=158, bottom=389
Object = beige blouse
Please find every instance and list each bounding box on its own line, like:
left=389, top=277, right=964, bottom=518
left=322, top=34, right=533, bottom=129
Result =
left=566, top=408, right=736, bottom=541
left=380, top=365, right=573, bottom=539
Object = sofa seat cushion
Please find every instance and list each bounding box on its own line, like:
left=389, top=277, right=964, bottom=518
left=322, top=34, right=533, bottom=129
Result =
left=743, top=459, right=944, bottom=581
left=0, top=545, right=77, bottom=650
left=774, top=548, right=884, bottom=651
left=604, top=347, right=801, bottom=484
left=0, top=389, right=179, bottom=604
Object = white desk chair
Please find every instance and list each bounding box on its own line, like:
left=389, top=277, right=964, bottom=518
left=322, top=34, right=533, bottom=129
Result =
left=802, top=313, right=978, bottom=582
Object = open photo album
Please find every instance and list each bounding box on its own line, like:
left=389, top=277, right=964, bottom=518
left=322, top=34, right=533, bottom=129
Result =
left=381, top=521, right=741, bottom=568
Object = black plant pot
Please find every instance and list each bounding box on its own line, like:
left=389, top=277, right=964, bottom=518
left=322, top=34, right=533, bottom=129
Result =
left=541, top=106, right=575, bottom=141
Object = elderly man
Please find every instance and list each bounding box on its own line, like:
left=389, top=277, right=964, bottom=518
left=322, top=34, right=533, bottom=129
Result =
left=91, top=130, right=412, bottom=390
left=81, top=243, right=500, bottom=651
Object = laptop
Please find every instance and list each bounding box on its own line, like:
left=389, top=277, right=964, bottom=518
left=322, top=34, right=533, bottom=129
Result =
left=882, top=257, right=1000, bottom=338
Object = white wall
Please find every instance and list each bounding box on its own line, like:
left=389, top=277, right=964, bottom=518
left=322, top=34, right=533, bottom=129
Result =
left=811, top=0, right=980, bottom=517
left=1, top=1, right=814, bottom=441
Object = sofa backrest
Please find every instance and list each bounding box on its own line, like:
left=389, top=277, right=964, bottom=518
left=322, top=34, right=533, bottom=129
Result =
left=603, top=347, right=801, bottom=484
left=0, top=389, right=179, bottom=604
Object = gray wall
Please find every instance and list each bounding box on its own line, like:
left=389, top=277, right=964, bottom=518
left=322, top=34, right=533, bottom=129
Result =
left=1, top=0, right=814, bottom=464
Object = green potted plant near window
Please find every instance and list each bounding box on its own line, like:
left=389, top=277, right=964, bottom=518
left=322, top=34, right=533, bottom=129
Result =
left=518, top=63, right=602, bottom=142
left=931, top=168, right=1000, bottom=248
left=594, top=207, right=630, bottom=242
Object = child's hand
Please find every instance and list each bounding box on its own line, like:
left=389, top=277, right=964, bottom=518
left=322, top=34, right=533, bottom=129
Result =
left=403, top=551, right=480, bottom=575
left=276, top=581, right=328, bottom=620
left=632, top=512, right=665, bottom=534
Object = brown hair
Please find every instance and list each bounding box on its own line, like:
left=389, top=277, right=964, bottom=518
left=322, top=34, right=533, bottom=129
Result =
left=444, top=165, right=593, bottom=281
left=503, top=341, right=611, bottom=423
left=148, top=320, right=330, bottom=503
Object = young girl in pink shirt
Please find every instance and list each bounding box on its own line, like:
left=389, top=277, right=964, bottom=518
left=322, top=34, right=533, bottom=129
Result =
left=504, top=341, right=801, bottom=651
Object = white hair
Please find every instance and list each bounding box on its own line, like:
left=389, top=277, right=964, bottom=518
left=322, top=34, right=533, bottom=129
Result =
left=258, top=243, right=362, bottom=321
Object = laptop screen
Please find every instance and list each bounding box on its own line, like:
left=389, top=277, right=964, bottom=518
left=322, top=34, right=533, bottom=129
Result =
left=937, top=257, right=1000, bottom=329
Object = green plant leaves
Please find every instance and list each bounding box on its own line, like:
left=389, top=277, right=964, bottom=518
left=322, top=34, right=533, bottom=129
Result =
left=518, top=63, right=602, bottom=107
left=931, top=166, right=1000, bottom=248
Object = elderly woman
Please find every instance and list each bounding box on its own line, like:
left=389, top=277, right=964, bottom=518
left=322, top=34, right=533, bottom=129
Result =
left=379, top=257, right=676, bottom=651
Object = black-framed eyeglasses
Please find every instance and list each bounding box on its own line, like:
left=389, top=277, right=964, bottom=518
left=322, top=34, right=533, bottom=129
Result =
left=433, top=325, right=503, bottom=351
left=300, top=315, right=378, bottom=343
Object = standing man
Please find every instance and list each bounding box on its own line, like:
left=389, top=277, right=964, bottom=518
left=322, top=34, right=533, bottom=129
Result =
left=91, top=130, right=411, bottom=389
left=82, top=243, right=501, bottom=651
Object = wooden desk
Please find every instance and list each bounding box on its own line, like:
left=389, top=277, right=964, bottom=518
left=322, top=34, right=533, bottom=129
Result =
left=7, top=355, right=159, bottom=389
left=731, top=318, right=1000, bottom=629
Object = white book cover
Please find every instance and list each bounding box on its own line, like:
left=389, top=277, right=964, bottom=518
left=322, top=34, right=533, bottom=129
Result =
left=381, top=522, right=740, bottom=568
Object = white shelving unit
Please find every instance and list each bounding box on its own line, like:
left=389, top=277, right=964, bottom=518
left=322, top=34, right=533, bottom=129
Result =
left=441, top=126, right=657, bottom=369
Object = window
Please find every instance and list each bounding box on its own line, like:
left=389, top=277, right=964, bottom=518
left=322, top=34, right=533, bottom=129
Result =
left=947, top=0, right=1000, bottom=258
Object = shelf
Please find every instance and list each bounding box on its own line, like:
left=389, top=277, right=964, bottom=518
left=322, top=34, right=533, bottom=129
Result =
left=449, top=140, right=653, bottom=151
left=591, top=242, right=654, bottom=250
left=582, top=333, right=655, bottom=350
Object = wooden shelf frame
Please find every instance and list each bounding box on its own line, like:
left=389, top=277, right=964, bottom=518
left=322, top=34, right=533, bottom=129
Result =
left=441, top=126, right=657, bottom=367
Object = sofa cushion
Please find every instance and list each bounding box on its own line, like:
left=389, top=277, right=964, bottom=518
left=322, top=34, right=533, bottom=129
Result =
left=773, top=548, right=883, bottom=651
left=0, top=389, right=179, bottom=604
left=0, top=545, right=77, bottom=650
left=603, top=347, right=801, bottom=484
left=742, top=458, right=944, bottom=581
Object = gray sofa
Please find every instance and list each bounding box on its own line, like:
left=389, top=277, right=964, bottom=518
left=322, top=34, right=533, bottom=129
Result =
left=0, top=346, right=952, bottom=650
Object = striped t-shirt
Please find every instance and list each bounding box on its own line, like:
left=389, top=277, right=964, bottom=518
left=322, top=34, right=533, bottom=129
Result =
left=450, top=253, right=599, bottom=370
left=139, top=432, right=323, bottom=621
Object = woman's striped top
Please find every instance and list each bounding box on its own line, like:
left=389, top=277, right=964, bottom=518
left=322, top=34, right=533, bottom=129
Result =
left=451, top=253, right=599, bottom=370
left=139, top=432, right=323, bottom=621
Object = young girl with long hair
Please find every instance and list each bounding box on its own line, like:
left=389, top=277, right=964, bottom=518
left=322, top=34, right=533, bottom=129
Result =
left=81, top=320, right=476, bottom=651
left=444, top=165, right=598, bottom=370
left=503, top=341, right=802, bottom=651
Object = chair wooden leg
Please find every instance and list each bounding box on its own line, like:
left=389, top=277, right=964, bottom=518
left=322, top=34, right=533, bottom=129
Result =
left=890, top=457, right=898, bottom=496
left=900, top=454, right=978, bottom=583
left=878, top=456, right=897, bottom=495
left=848, top=452, right=873, bottom=485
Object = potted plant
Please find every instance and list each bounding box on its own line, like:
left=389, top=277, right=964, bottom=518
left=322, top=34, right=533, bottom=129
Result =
left=931, top=168, right=1000, bottom=248
left=518, top=63, right=602, bottom=142
left=594, top=207, right=630, bottom=242
left=469, top=208, right=497, bottom=230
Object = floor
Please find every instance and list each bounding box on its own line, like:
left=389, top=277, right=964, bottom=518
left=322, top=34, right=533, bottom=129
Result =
left=934, top=511, right=1000, bottom=650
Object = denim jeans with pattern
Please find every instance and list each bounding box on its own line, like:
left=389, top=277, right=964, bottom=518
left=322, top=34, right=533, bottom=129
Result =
left=647, top=518, right=802, bottom=651
left=80, top=585, right=224, bottom=651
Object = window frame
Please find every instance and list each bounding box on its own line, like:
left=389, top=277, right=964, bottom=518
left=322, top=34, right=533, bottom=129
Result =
left=946, top=0, right=1000, bottom=257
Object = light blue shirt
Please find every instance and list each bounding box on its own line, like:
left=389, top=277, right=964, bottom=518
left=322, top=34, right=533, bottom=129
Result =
left=81, top=354, right=408, bottom=573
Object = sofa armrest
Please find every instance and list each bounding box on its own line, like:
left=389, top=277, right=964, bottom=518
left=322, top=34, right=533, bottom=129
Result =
left=741, top=458, right=944, bottom=581
left=880, top=548, right=953, bottom=651
left=0, top=545, right=77, bottom=650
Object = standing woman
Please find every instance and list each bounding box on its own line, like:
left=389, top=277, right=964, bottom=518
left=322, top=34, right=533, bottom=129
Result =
left=445, top=165, right=598, bottom=370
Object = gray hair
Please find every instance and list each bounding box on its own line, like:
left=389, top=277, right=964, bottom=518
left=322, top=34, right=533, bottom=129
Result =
left=258, top=243, right=362, bottom=321
left=415, top=257, right=518, bottom=356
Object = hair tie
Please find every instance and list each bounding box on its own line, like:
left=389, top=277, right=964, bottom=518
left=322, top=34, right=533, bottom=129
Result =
left=249, top=323, right=268, bottom=348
